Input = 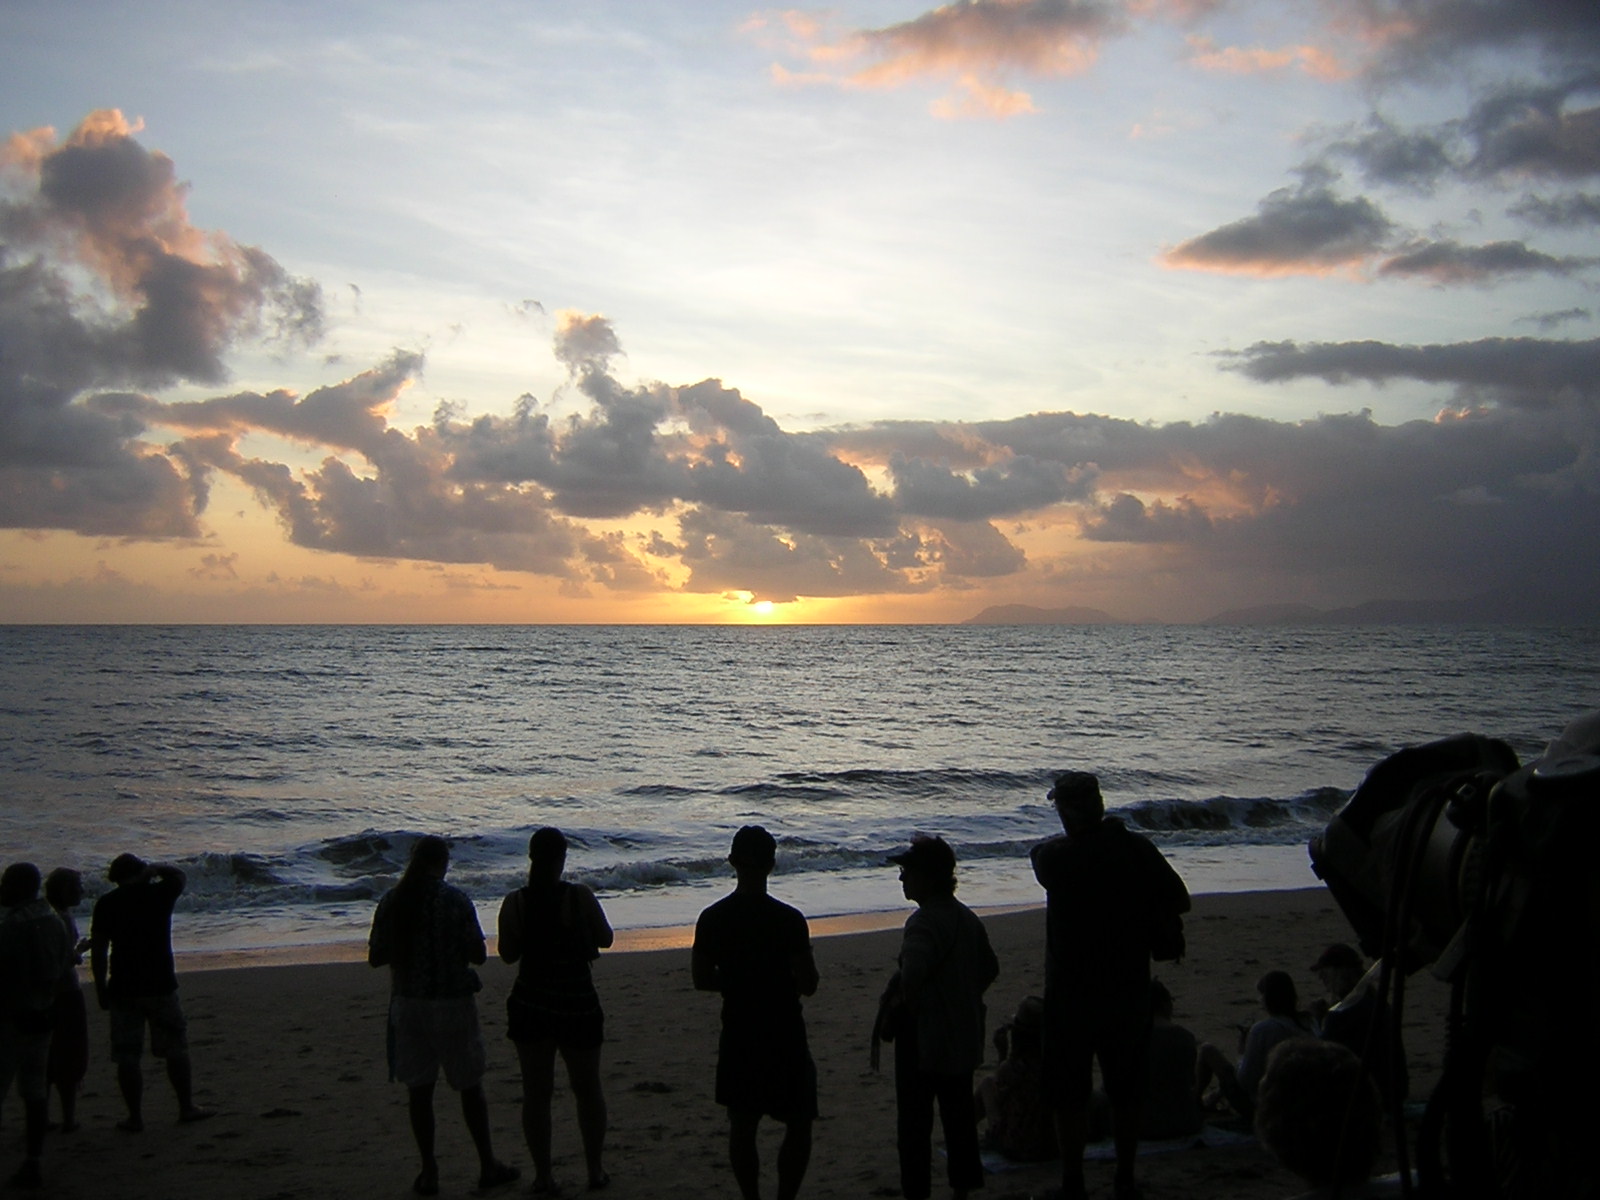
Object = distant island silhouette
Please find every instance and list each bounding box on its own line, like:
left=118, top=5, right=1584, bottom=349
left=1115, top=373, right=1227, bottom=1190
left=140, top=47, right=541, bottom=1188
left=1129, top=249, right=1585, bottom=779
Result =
left=965, top=586, right=1600, bottom=626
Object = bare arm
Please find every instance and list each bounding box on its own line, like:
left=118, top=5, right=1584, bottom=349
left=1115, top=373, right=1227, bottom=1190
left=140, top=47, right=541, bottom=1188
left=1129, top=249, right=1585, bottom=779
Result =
left=497, top=890, right=524, bottom=964
left=577, top=886, right=614, bottom=951
left=89, top=926, right=110, bottom=1008
left=791, top=946, right=819, bottom=997
left=691, top=943, right=720, bottom=992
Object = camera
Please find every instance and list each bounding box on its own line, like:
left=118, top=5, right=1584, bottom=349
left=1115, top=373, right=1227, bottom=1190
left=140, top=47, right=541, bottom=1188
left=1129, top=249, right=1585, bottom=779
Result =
left=1309, top=710, right=1600, bottom=1199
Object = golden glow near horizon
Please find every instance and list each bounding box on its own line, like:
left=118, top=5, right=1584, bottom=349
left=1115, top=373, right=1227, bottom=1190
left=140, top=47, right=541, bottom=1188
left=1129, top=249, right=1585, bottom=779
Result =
left=2, top=4, right=1597, bottom=625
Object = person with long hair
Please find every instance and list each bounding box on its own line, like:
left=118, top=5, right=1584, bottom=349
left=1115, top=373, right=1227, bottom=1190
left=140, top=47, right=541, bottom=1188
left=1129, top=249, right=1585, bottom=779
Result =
left=43, top=867, right=89, bottom=1134
left=369, top=836, right=519, bottom=1197
left=498, top=828, right=614, bottom=1193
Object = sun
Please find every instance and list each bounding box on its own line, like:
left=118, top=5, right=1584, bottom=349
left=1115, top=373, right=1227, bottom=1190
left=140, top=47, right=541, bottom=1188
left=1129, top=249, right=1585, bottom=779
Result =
left=751, top=600, right=775, bottom=616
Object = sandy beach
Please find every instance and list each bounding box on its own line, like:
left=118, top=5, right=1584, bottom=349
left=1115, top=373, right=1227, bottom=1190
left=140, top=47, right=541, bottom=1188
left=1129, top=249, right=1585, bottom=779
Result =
left=8, top=888, right=1444, bottom=1200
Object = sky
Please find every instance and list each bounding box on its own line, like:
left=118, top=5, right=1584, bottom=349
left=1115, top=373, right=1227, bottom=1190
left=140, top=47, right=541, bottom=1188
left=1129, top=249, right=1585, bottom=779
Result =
left=1, top=0, right=1597, bottom=624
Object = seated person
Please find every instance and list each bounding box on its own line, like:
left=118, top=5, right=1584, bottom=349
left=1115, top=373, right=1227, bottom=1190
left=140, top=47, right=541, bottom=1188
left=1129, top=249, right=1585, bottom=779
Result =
left=1195, top=970, right=1311, bottom=1119
left=1311, top=943, right=1408, bottom=1109
left=1141, top=979, right=1204, bottom=1140
left=1255, top=1038, right=1396, bottom=1199
left=973, top=996, right=1056, bottom=1162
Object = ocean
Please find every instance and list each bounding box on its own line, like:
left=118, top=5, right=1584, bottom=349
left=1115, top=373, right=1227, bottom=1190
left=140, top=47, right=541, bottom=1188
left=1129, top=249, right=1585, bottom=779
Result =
left=1, top=623, right=1595, bottom=958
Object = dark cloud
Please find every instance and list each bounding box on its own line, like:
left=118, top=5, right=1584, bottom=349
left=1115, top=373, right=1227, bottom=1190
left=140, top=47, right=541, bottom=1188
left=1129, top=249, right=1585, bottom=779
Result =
left=1510, top=190, right=1600, bottom=226
left=1161, top=182, right=1394, bottom=275
left=1463, top=84, right=1600, bottom=181
left=1519, top=307, right=1592, bottom=331
left=1081, top=494, right=1212, bottom=542
left=887, top=451, right=1082, bottom=519
left=1377, top=238, right=1599, bottom=284
left=1359, top=0, right=1600, bottom=78
left=1326, top=115, right=1458, bottom=194
left=1225, top=336, right=1600, bottom=407
left=0, top=110, right=324, bottom=540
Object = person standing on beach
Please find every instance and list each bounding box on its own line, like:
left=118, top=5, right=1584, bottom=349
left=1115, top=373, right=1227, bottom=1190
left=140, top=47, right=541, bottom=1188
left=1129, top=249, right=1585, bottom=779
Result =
left=498, top=827, right=614, bottom=1193
left=1031, top=773, right=1190, bottom=1200
left=369, top=835, right=519, bottom=1197
left=886, top=835, right=999, bottom=1200
left=692, top=825, right=819, bottom=1200
left=0, top=862, right=74, bottom=1190
left=44, top=868, right=90, bottom=1134
left=88, top=854, right=210, bottom=1131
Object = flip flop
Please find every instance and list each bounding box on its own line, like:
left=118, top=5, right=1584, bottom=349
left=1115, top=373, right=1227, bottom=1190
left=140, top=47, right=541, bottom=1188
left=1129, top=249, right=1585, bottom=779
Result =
left=587, top=1172, right=611, bottom=1191
left=413, top=1168, right=440, bottom=1196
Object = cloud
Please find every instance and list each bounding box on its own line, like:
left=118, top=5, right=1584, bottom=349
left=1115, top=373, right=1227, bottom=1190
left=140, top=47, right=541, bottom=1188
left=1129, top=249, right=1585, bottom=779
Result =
left=1161, top=181, right=1395, bottom=276
left=7, top=111, right=1600, bottom=618
left=0, top=110, right=324, bottom=539
left=758, top=0, right=1125, bottom=117
left=1224, top=336, right=1600, bottom=407
left=1377, top=238, right=1599, bottom=284
left=1181, top=34, right=1347, bottom=80
left=1510, top=190, right=1600, bottom=226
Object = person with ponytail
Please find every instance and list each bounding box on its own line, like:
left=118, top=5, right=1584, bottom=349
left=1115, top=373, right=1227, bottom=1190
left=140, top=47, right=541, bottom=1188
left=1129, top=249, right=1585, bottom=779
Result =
left=370, top=835, right=519, bottom=1197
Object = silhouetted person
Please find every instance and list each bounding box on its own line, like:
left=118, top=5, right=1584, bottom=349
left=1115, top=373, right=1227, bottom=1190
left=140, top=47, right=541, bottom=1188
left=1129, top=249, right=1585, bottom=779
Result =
left=1310, top=944, right=1407, bottom=1110
left=1195, top=970, right=1312, bottom=1120
left=974, top=997, right=1056, bottom=1163
left=1, top=862, right=74, bottom=1190
left=1031, top=772, right=1191, bottom=1200
left=369, top=836, right=519, bottom=1197
left=887, top=835, right=998, bottom=1200
left=1138, top=980, right=1203, bottom=1141
left=498, top=827, right=613, bottom=1192
left=88, top=854, right=209, bottom=1130
left=44, top=868, right=89, bottom=1134
left=692, top=826, right=819, bottom=1200
left=1254, top=1038, right=1387, bottom=1200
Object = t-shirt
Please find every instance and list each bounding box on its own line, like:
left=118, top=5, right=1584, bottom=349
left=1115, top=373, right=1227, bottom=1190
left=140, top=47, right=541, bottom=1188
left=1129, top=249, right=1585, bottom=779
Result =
left=692, top=891, right=811, bottom=1043
left=1031, top=818, right=1191, bottom=1012
left=90, top=874, right=183, bottom=999
left=369, top=880, right=484, bottom=999
left=1238, top=1013, right=1311, bottom=1099
left=0, top=899, right=74, bottom=1015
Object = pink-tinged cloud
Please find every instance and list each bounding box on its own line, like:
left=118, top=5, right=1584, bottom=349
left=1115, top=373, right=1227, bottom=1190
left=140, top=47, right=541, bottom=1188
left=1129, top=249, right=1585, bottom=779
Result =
left=1182, top=34, right=1350, bottom=80
left=767, top=0, right=1122, bottom=118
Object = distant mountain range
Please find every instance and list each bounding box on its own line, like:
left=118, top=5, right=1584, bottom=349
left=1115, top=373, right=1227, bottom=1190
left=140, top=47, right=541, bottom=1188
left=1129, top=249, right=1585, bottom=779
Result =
left=965, top=587, right=1600, bottom=626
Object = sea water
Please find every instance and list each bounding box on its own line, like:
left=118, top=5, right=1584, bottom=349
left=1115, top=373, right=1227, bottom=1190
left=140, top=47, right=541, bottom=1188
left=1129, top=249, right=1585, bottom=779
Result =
left=1, top=623, right=1595, bottom=956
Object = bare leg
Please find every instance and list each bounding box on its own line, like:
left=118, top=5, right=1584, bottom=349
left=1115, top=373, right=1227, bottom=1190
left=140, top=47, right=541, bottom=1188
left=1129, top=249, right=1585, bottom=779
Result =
left=166, top=1053, right=208, bottom=1120
left=57, top=1082, right=79, bottom=1133
left=460, top=1085, right=518, bottom=1189
left=409, top=1084, right=439, bottom=1193
left=116, top=1061, right=144, bottom=1131
left=776, top=1117, right=812, bottom=1200
left=729, top=1108, right=762, bottom=1200
left=516, top=1039, right=559, bottom=1188
left=1111, top=1101, right=1141, bottom=1194
left=1053, top=1105, right=1089, bottom=1200
left=560, top=1044, right=608, bottom=1186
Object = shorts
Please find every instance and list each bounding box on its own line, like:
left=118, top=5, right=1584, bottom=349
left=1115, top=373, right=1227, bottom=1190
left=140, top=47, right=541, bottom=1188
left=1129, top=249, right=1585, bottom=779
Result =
left=390, top=995, right=487, bottom=1091
left=716, top=1027, right=818, bottom=1124
left=1042, top=1003, right=1151, bottom=1108
left=110, top=994, right=189, bottom=1066
left=506, top=984, right=604, bottom=1051
left=0, top=1017, right=52, bottom=1103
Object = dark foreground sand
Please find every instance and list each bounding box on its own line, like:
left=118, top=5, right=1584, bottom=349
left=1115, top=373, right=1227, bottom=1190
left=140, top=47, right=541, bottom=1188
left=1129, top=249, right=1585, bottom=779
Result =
left=5, top=889, right=1445, bottom=1200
